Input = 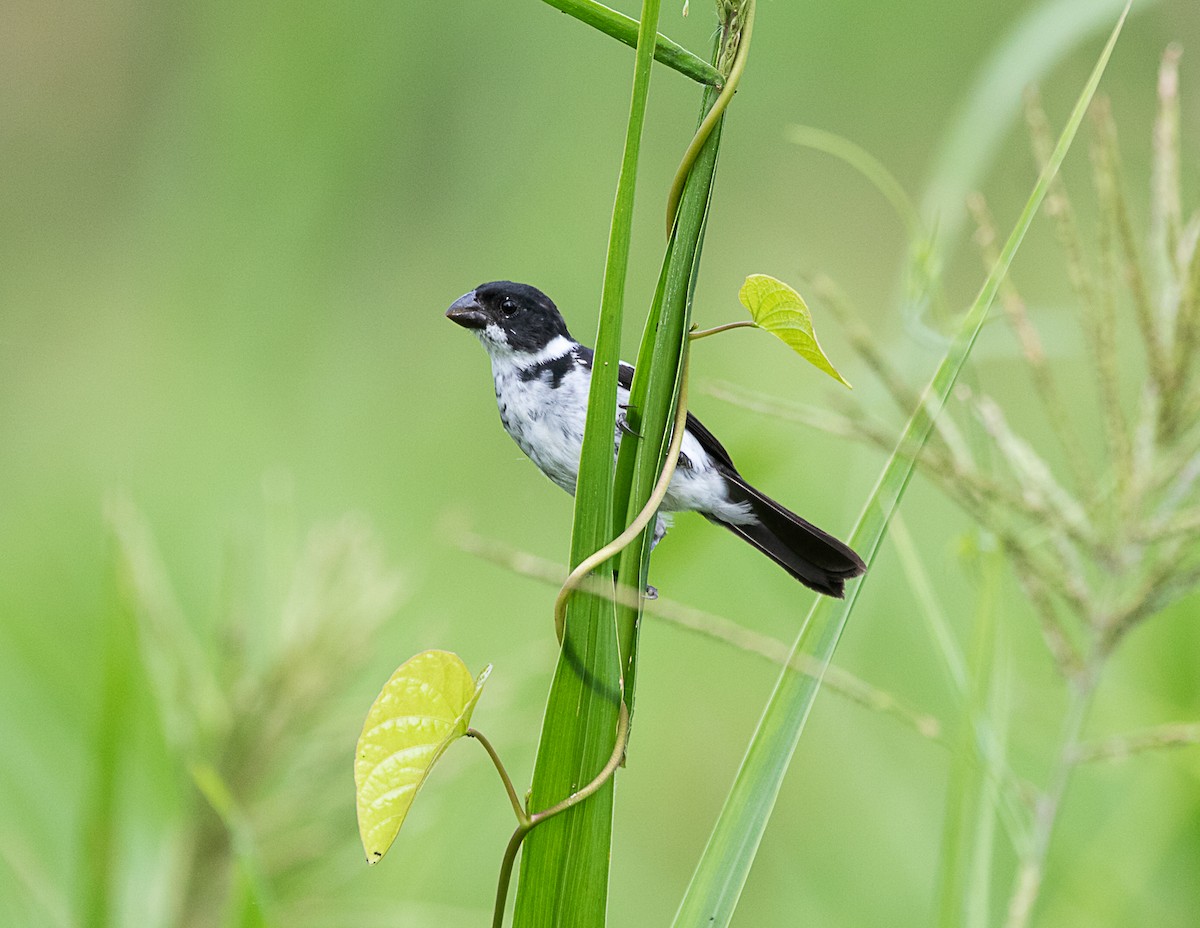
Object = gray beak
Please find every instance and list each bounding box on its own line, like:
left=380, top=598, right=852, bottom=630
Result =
left=446, top=291, right=488, bottom=330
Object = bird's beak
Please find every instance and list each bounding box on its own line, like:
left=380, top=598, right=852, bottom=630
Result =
left=446, top=292, right=488, bottom=330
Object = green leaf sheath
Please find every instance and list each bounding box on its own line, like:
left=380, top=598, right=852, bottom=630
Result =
left=672, top=6, right=1130, bottom=927
left=615, top=104, right=724, bottom=703
left=512, top=2, right=664, bottom=926
left=540, top=0, right=722, bottom=86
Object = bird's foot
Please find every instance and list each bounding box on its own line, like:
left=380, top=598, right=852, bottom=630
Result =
left=617, top=406, right=641, bottom=439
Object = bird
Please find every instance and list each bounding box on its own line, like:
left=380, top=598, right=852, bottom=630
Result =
left=446, top=280, right=866, bottom=597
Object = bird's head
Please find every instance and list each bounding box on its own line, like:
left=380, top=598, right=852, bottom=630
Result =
left=446, top=281, right=572, bottom=356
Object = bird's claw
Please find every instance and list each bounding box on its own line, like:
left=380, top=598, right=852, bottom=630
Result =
left=617, top=406, right=641, bottom=439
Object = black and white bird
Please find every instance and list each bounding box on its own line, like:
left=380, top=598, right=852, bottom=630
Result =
left=447, top=280, right=866, bottom=597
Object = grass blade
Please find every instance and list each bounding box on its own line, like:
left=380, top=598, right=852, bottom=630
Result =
left=79, top=596, right=134, bottom=928
left=512, top=2, right=663, bottom=924
left=672, top=8, right=1130, bottom=925
left=919, top=0, right=1156, bottom=277
left=937, top=544, right=1007, bottom=928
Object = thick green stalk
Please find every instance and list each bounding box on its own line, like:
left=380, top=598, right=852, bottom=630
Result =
left=613, top=0, right=745, bottom=708
left=510, top=2, right=663, bottom=925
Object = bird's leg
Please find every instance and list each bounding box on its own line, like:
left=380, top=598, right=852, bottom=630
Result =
left=641, top=514, right=674, bottom=600
left=651, top=513, right=671, bottom=550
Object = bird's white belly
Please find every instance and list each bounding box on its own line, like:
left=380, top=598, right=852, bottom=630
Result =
left=492, top=364, right=753, bottom=525
left=494, top=367, right=592, bottom=494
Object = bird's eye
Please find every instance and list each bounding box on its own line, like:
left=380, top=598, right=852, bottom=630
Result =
left=500, top=298, right=518, bottom=316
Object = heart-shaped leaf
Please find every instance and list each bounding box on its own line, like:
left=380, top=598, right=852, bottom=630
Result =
left=738, top=274, right=852, bottom=388
left=354, top=650, right=491, bottom=864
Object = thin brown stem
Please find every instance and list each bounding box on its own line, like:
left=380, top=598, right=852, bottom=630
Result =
left=1093, top=100, right=1165, bottom=395
left=453, top=527, right=943, bottom=740
left=1073, top=722, right=1200, bottom=763
left=492, top=824, right=531, bottom=928
left=966, top=192, right=1091, bottom=492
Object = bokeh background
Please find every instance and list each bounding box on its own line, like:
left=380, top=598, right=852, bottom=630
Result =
left=2, top=0, right=1198, bottom=925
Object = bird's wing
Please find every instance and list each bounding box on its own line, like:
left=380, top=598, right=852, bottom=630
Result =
left=581, top=348, right=738, bottom=472
left=616, top=359, right=739, bottom=473
left=681, top=410, right=737, bottom=473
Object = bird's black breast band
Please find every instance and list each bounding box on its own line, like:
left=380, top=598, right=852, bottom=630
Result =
left=517, top=351, right=579, bottom=390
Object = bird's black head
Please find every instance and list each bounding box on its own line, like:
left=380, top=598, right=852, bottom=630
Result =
left=446, top=281, right=572, bottom=354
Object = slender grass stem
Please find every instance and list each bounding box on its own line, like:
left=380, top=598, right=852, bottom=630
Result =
left=452, top=526, right=943, bottom=740
left=1073, top=722, right=1200, bottom=763
left=813, top=275, right=975, bottom=470
left=787, top=125, right=924, bottom=242
left=965, top=192, right=1092, bottom=493
left=890, top=516, right=1028, bottom=846
left=540, top=0, right=722, bottom=86
left=1002, top=667, right=1099, bottom=928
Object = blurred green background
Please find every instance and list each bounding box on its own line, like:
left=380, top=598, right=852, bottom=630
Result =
left=2, top=0, right=1198, bottom=925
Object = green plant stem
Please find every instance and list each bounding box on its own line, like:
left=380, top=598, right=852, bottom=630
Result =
left=81, top=597, right=133, bottom=928
left=493, top=827, right=532, bottom=928
left=672, top=8, right=1129, bottom=922
left=530, top=700, right=630, bottom=825
left=965, top=192, right=1092, bottom=494
left=891, top=516, right=1027, bottom=846
left=813, top=275, right=974, bottom=467
left=492, top=702, right=630, bottom=928
left=189, top=762, right=274, bottom=924
left=787, top=124, right=924, bottom=242
left=452, top=528, right=944, bottom=740
left=611, top=6, right=736, bottom=709
left=1073, top=722, right=1200, bottom=762
left=513, top=0, right=663, bottom=921
left=689, top=320, right=757, bottom=339
left=1002, top=668, right=1099, bottom=928
left=553, top=359, right=691, bottom=643
left=665, top=0, right=754, bottom=234
left=540, top=0, right=722, bottom=86
left=468, top=729, right=528, bottom=825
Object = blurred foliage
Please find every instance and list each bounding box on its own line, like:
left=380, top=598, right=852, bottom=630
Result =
left=1, top=1, right=1198, bottom=927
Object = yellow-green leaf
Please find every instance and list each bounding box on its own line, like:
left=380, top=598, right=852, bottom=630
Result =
left=738, top=274, right=852, bottom=388
left=354, top=649, right=491, bottom=864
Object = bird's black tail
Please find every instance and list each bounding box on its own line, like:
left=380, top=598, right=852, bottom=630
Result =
left=708, top=472, right=866, bottom=597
